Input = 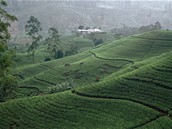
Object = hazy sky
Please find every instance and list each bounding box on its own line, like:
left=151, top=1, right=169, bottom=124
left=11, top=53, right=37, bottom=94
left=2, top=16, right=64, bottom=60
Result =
left=13, top=0, right=172, bottom=1
left=44, top=0, right=172, bottom=1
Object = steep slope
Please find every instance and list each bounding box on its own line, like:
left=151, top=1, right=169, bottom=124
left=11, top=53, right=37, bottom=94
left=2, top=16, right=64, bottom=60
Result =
left=14, top=35, right=95, bottom=67
left=0, top=50, right=172, bottom=129
left=0, top=30, right=172, bottom=129
left=15, top=30, right=172, bottom=98
left=74, top=51, right=172, bottom=126
left=91, top=34, right=172, bottom=60
left=0, top=91, right=160, bottom=129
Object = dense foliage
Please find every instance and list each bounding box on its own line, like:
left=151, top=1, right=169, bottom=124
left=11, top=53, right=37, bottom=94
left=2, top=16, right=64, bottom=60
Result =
left=25, top=16, right=42, bottom=63
left=0, top=0, right=18, bottom=102
left=46, top=27, right=61, bottom=59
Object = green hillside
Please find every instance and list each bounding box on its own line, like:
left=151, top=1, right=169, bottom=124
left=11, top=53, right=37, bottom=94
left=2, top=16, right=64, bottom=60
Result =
left=0, top=91, right=161, bottom=129
left=14, top=33, right=111, bottom=67
left=1, top=30, right=172, bottom=129
left=75, top=51, right=172, bottom=113
left=1, top=51, right=172, bottom=129
left=91, top=35, right=172, bottom=60
left=73, top=51, right=172, bottom=128
left=13, top=36, right=92, bottom=66
left=134, top=30, right=172, bottom=40
left=14, top=30, right=172, bottom=98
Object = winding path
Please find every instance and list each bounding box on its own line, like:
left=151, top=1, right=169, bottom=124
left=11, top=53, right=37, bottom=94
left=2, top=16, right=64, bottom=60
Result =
left=89, top=50, right=134, bottom=64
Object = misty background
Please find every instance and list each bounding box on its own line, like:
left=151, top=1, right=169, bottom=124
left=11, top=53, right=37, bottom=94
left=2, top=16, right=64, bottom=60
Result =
left=5, top=0, right=172, bottom=38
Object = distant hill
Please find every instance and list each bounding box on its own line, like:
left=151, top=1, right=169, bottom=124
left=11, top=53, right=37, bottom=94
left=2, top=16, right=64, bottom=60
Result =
left=6, top=0, right=172, bottom=37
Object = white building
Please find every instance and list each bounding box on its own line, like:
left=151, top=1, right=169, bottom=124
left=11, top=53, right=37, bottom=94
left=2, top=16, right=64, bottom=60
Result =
left=78, top=28, right=103, bottom=34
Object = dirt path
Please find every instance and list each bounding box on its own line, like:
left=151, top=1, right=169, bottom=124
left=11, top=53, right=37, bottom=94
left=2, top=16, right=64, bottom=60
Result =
left=89, top=50, right=134, bottom=64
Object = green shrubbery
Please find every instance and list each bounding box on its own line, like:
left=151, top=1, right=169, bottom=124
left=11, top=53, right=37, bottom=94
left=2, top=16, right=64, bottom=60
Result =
left=0, top=75, right=18, bottom=101
left=93, top=38, right=103, bottom=46
left=47, top=79, right=76, bottom=94
left=75, top=51, right=172, bottom=113
left=0, top=0, right=18, bottom=102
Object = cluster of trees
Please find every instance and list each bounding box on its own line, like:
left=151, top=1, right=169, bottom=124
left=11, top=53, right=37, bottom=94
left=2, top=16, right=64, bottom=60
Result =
left=93, top=38, right=103, bottom=46
left=139, top=22, right=162, bottom=33
left=25, top=16, right=63, bottom=63
left=0, top=0, right=18, bottom=102
left=25, top=16, right=80, bottom=62
left=78, top=25, right=101, bottom=30
left=47, top=79, right=75, bottom=94
left=25, top=16, right=42, bottom=63
left=111, top=25, right=139, bottom=37
left=65, top=44, right=78, bottom=56
left=46, top=27, right=62, bottom=59
left=111, top=22, right=162, bottom=38
left=25, top=16, right=64, bottom=62
left=0, top=1, right=79, bottom=102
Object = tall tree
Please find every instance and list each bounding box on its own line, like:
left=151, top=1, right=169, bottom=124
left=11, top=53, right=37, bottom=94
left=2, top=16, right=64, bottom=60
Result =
left=25, top=16, right=42, bottom=63
left=46, top=27, right=61, bottom=58
left=154, top=21, right=162, bottom=30
left=78, top=25, right=84, bottom=30
left=0, top=0, right=18, bottom=102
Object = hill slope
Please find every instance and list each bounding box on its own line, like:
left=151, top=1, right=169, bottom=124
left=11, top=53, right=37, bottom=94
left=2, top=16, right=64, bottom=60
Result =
left=1, top=30, right=172, bottom=129
left=15, top=30, right=172, bottom=98
left=1, top=51, right=172, bottom=129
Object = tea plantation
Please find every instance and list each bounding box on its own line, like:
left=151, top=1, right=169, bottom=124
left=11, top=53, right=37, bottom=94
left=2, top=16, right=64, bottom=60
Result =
left=1, top=30, right=172, bottom=129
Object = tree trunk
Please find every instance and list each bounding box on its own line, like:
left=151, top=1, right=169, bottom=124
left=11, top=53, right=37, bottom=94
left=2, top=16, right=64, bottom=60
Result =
left=32, top=52, right=35, bottom=63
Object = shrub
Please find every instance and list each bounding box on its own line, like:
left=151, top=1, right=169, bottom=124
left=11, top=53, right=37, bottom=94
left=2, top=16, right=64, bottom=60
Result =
left=93, top=38, right=103, bottom=46
left=114, top=33, right=123, bottom=39
left=0, top=75, right=18, bottom=102
left=47, top=79, right=76, bottom=94
left=95, top=76, right=100, bottom=82
left=44, top=57, right=51, bottom=62
left=54, top=50, right=64, bottom=59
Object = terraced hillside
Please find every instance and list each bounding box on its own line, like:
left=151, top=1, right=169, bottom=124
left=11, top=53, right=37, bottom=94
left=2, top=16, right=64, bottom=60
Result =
left=15, top=30, right=172, bottom=98
left=14, top=36, right=94, bottom=67
left=0, top=91, right=161, bottom=129
left=16, top=50, right=128, bottom=97
left=75, top=51, right=172, bottom=115
left=91, top=35, right=172, bottom=60
left=1, top=30, right=171, bottom=129
left=14, top=33, right=111, bottom=68
left=76, top=52, right=172, bottom=128
left=1, top=51, right=172, bottom=129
